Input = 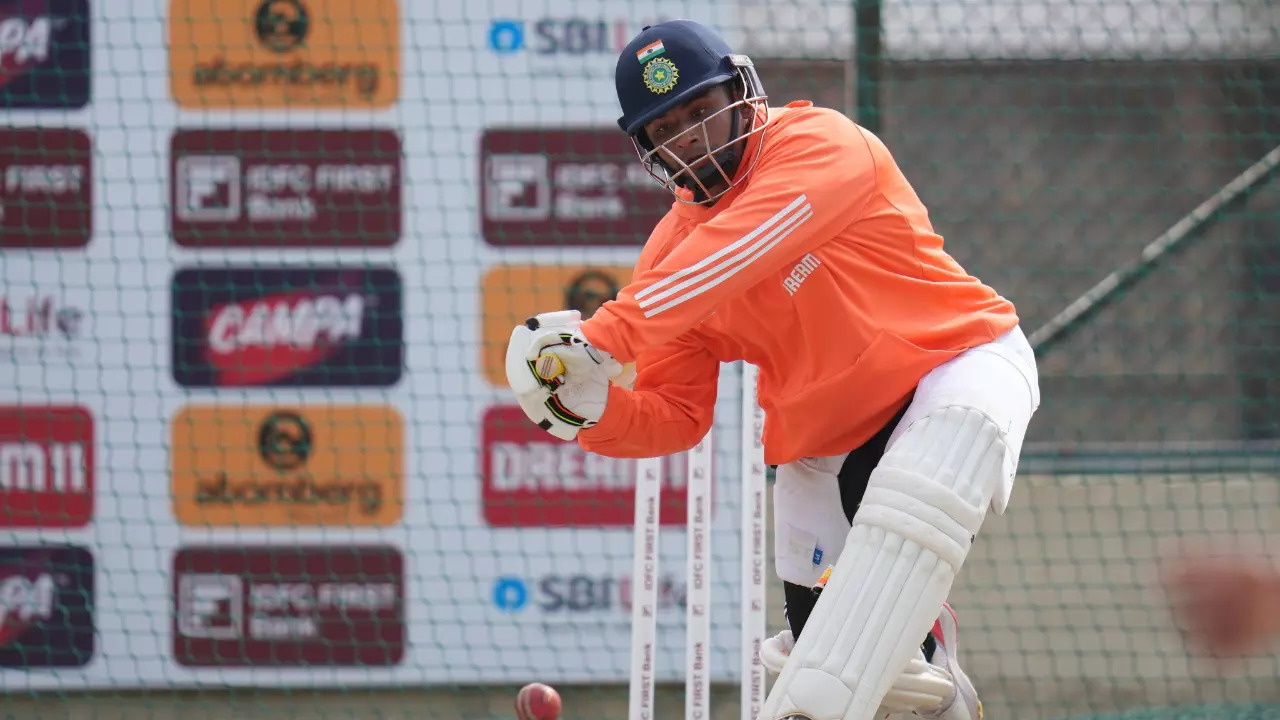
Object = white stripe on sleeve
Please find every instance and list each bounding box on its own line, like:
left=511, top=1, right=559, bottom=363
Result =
left=634, top=195, right=813, bottom=318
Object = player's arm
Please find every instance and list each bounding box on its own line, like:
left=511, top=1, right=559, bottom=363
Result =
left=577, top=332, right=720, bottom=458
left=580, top=117, right=877, bottom=363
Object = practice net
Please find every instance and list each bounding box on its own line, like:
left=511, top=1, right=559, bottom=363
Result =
left=1, top=1, right=1278, bottom=719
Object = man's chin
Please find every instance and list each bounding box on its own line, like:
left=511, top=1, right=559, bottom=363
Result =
left=686, top=181, right=728, bottom=205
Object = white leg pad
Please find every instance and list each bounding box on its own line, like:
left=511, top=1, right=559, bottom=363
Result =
left=759, top=406, right=1006, bottom=720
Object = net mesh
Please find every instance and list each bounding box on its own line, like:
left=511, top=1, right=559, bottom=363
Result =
left=1, top=1, right=1278, bottom=719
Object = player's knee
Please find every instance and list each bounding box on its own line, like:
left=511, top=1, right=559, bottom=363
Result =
left=882, top=405, right=1009, bottom=498
left=856, top=405, right=1010, bottom=570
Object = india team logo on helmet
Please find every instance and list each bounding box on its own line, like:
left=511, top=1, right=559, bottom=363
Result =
left=642, top=58, right=679, bottom=95
left=636, top=39, right=679, bottom=95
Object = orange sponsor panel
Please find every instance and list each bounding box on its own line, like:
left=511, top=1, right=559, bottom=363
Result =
left=481, top=264, right=633, bottom=386
left=171, top=405, right=403, bottom=527
left=169, top=0, right=400, bottom=109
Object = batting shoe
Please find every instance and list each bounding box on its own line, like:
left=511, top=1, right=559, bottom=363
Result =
left=917, top=602, right=983, bottom=720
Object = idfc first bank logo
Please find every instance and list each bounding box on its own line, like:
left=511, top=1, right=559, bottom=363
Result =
left=487, top=17, right=646, bottom=58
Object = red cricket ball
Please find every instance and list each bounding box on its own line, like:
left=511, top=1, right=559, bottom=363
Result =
left=515, top=682, right=562, bottom=720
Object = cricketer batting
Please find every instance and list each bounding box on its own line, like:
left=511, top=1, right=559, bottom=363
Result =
left=505, top=19, right=1041, bottom=720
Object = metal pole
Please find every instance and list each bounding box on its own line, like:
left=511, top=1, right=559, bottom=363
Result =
left=1029, top=142, right=1280, bottom=357
left=853, top=0, right=883, bottom=133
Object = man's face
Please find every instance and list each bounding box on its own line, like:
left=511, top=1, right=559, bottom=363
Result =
left=567, top=274, right=618, bottom=319
left=642, top=85, right=737, bottom=192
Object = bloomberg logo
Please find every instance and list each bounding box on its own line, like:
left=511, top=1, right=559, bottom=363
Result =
left=492, top=574, right=686, bottom=614
left=487, top=18, right=647, bottom=56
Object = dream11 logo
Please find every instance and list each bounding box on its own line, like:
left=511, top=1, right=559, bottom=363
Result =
left=0, top=406, right=94, bottom=528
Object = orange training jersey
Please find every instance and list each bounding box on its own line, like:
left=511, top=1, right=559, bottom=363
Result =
left=576, top=101, right=1019, bottom=465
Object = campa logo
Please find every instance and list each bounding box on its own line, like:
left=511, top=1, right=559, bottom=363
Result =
left=0, top=573, right=57, bottom=629
left=206, top=291, right=366, bottom=355
left=0, top=545, right=95, bottom=668
left=0, top=0, right=90, bottom=109
left=0, top=14, right=63, bottom=65
left=171, top=266, right=404, bottom=388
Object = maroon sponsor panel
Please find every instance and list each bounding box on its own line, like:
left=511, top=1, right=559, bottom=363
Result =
left=480, top=405, right=697, bottom=527
left=170, top=266, right=404, bottom=388
left=479, top=128, right=670, bottom=246
left=0, top=544, right=95, bottom=668
left=170, top=129, right=401, bottom=248
left=0, top=406, right=93, bottom=528
left=172, top=545, right=405, bottom=667
left=0, top=128, right=92, bottom=248
left=0, top=0, right=92, bottom=109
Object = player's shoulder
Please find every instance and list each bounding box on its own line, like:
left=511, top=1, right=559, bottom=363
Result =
left=764, top=101, right=870, bottom=153
left=769, top=101, right=861, bottom=135
left=770, top=100, right=849, bottom=123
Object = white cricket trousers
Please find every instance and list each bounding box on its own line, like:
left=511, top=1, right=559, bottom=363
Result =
left=772, top=324, right=1042, bottom=588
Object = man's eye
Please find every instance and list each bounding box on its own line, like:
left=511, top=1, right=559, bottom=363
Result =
left=692, top=107, right=708, bottom=118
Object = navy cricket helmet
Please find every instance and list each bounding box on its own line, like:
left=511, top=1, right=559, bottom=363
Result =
left=614, top=20, right=770, bottom=204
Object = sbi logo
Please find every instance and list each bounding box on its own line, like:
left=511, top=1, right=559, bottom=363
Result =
left=487, top=18, right=640, bottom=56
left=488, top=20, right=524, bottom=54
left=492, top=574, right=686, bottom=614
left=492, top=576, right=528, bottom=612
